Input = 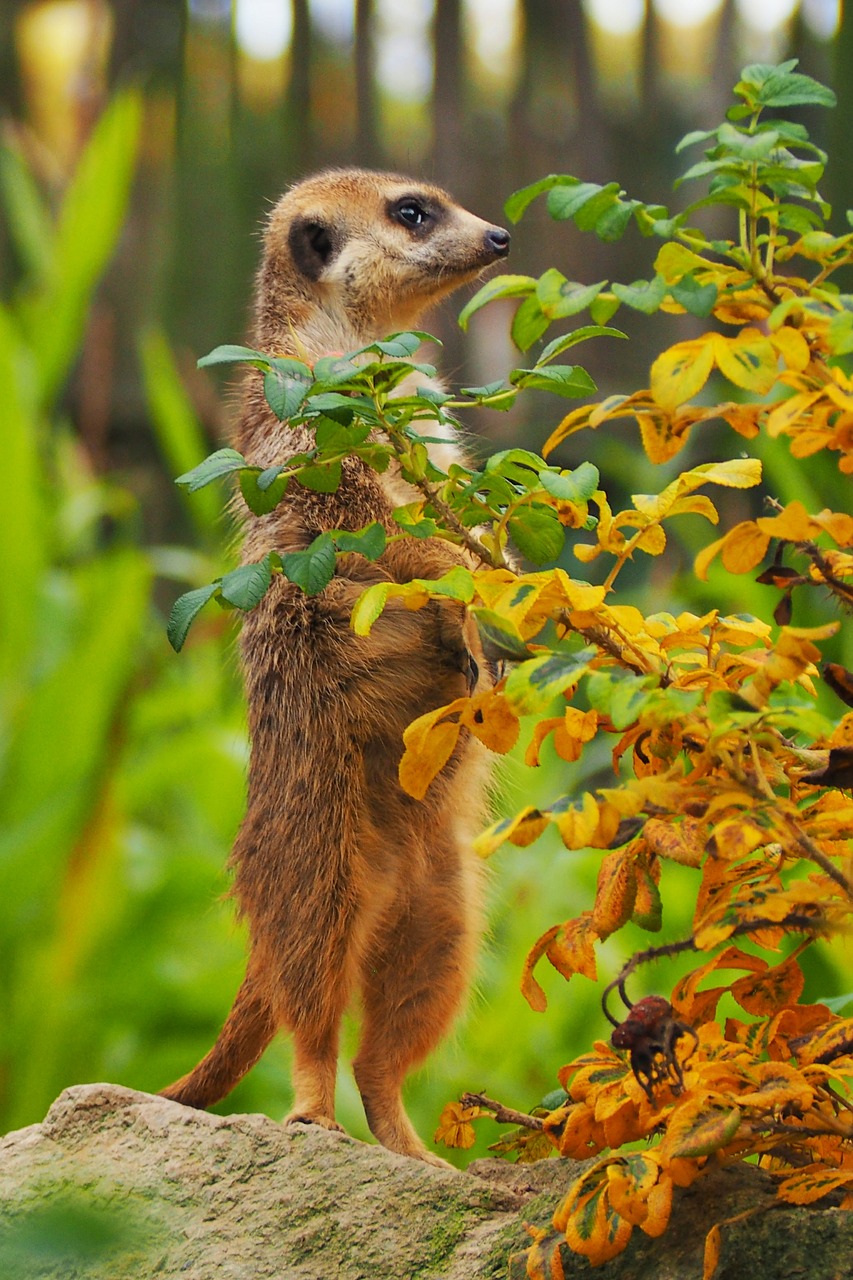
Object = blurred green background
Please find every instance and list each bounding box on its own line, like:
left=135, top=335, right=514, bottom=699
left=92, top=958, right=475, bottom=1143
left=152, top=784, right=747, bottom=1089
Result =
left=0, top=0, right=850, bottom=1164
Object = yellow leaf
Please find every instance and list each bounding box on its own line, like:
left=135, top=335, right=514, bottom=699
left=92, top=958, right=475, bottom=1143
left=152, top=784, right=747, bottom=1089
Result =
left=712, top=330, right=778, bottom=393
left=766, top=389, right=825, bottom=439
left=651, top=337, right=716, bottom=413
left=473, top=805, right=549, bottom=858
left=552, top=707, right=599, bottom=763
left=813, top=508, right=853, bottom=545
left=695, top=534, right=727, bottom=581
left=769, top=325, right=811, bottom=372
left=736, top=1061, right=814, bottom=1111
left=460, top=690, right=521, bottom=754
left=398, top=719, right=460, bottom=800
left=755, top=499, right=816, bottom=542
left=433, top=1100, right=485, bottom=1149
left=720, top=522, right=770, bottom=574
left=638, top=409, right=692, bottom=463
left=554, top=792, right=601, bottom=850
left=685, top=458, right=763, bottom=490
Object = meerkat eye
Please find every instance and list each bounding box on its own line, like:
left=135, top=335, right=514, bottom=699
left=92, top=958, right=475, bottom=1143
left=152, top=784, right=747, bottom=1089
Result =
left=393, top=199, right=430, bottom=230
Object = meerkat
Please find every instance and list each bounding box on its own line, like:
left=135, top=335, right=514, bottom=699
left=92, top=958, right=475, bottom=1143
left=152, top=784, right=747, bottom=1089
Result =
left=161, top=169, right=510, bottom=1164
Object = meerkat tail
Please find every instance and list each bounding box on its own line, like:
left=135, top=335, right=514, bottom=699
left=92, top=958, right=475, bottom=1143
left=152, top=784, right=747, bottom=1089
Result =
left=160, top=972, right=276, bottom=1110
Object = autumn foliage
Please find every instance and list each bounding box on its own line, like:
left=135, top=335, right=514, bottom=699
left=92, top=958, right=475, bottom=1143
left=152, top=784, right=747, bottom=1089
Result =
left=173, top=61, right=852, bottom=1278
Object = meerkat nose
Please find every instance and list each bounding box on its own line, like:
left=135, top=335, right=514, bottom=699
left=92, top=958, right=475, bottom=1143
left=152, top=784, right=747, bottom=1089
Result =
left=484, top=227, right=511, bottom=258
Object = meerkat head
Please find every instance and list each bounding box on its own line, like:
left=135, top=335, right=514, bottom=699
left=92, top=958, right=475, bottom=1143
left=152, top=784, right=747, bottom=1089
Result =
left=257, top=168, right=510, bottom=346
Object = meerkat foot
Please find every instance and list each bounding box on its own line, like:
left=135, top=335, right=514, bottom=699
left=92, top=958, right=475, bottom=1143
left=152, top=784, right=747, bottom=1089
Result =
left=285, top=1109, right=345, bottom=1133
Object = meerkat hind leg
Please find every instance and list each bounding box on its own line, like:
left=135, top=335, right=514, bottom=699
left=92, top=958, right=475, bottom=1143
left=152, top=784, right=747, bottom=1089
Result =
left=286, top=1024, right=345, bottom=1132
left=353, top=873, right=475, bottom=1166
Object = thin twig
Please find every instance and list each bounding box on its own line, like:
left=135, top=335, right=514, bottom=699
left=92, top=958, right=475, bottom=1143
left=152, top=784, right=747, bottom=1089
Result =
left=460, top=1092, right=546, bottom=1131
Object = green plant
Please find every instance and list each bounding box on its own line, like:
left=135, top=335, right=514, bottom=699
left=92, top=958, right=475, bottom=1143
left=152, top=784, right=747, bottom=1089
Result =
left=172, top=60, right=852, bottom=1272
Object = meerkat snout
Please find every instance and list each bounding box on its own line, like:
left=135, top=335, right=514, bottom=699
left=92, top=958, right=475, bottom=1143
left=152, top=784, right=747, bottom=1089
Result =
left=484, top=226, right=511, bottom=257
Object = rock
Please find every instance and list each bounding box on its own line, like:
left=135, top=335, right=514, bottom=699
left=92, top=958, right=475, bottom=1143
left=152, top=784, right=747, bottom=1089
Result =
left=0, top=1084, right=850, bottom=1279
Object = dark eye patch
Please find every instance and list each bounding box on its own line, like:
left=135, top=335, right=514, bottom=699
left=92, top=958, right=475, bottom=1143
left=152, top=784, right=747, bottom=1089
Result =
left=288, top=217, right=338, bottom=279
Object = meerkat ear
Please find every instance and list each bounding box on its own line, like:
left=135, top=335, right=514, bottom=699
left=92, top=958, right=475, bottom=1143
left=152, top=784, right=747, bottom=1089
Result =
left=288, top=218, right=337, bottom=279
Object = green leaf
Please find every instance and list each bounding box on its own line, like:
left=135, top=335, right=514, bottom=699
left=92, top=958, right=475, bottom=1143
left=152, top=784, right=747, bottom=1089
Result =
left=0, top=145, right=54, bottom=281
left=219, top=555, right=274, bottom=610
left=372, top=332, right=424, bottom=357
left=197, top=343, right=274, bottom=370
left=676, top=127, right=719, bottom=153
left=139, top=327, right=222, bottom=539
left=176, top=447, right=247, bottom=492
left=295, top=461, right=342, bottom=493
left=333, top=522, right=387, bottom=560
left=392, top=506, right=440, bottom=538
left=311, top=354, right=361, bottom=384
left=546, top=181, right=617, bottom=223
left=421, top=566, right=476, bottom=601
left=22, top=89, right=142, bottom=410
left=315, top=417, right=372, bottom=450
left=504, top=648, right=595, bottom=715
left=539, top=461, right=600, bottom=502
left=632, top=865, right=663, bottom=932
left=671, top=273, right=718, bottom=318
left=350, top=582, right=391, bottom=634
left=594, top=198, right=641, bottom=241
left=611, top=275, right=667, bottom=314
left=510, top=295, right=550, bottom=351
left=510, top=364, right=597, bottom=400
left=469, top=608, right=531, bottom=660
left=457, top=274, right=536, bottom=330
left=504, top=175, right=580, bottom=222
left=167, top=582, right=219, bottom=652
left=263, top=365, right=311, bottom=419
left=587, top=670, right=659, bottom=729
left=589, top=292, right=621, bottom=324
left=537, top=326, right=626, bottom=365
left=239, top=467, right=289, bottom=515
left=739, top=62, right=836, bottom=110
left=508, top=507, right=565, bottom=564
left=536, top=272, right=609, bottom=321
left=280, top=533, right=337, bottom=595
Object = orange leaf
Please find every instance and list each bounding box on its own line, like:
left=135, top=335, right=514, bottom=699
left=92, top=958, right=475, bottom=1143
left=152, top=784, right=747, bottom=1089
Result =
left=776, top=1164, right=853, bottom=1205
left=730, top=953, right=804, bottom=1016
left=524, top=717, right=564, bottom=766
left=703, top=1224, right=722, bottom=1280
left=592, top=849, right=638, bottom=939
left=521, top=925, right=560, bottom=1012
left=558, top=1165, right=634, bottom=1265
left=546, top=913, right=599, bottom=983
left=665, top=1099, right=742, bottom=1158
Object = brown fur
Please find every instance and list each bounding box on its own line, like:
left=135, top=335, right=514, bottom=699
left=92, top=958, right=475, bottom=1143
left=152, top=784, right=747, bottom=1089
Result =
left=161, top=169, right=510, bottom=1163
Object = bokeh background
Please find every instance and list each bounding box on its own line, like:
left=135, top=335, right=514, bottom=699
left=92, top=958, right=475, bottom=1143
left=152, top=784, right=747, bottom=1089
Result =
left=0, top=0, right=850, bottom=1162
